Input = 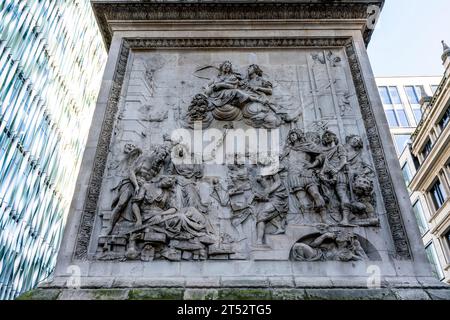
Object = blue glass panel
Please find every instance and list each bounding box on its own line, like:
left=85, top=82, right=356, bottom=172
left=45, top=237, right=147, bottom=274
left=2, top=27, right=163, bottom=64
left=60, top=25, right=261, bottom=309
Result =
left=0, top=0, right=106, bottom=300
left=394, top=134, right=410, bottom=155
left=396, top=109, right=410, bottom=127
left=405, top=86, right=419, bottom=104
left=378, top=86, right=392, bottom=105
left=388, top=86, right=402, bottom=104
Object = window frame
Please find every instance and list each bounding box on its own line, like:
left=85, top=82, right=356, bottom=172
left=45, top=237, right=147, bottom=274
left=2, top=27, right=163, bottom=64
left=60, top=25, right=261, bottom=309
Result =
left=429, top=179, right=447, bottom=211
left=412, top=200, right=429, bottom=236
left=425, top=241, right=445, bottom=281
left=393, top=134, right=411, bottom=155
left=379, top=86, right=411, bottom=128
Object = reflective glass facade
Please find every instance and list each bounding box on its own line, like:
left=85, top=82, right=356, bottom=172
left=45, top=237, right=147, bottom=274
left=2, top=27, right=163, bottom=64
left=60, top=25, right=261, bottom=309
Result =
left=0, top=1, right=106, bottom=299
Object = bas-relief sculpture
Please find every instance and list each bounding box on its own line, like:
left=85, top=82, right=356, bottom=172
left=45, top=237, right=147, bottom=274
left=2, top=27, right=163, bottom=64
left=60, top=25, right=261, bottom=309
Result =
left=20, top=1, right=448, bottom=301
left=291, top=230, right=368, bottom=262
left=96, top=52, right=382, bottom=263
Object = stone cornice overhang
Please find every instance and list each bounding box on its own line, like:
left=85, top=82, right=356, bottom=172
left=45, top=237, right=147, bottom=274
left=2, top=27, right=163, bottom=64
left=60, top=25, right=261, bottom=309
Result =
left=91, top=0, right=385, bottom=50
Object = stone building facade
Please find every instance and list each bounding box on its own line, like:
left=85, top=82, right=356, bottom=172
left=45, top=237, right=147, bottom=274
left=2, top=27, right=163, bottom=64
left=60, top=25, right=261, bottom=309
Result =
left=375, top=76, right=447, bottom=282
left=409, top=41, right=450, bottom=284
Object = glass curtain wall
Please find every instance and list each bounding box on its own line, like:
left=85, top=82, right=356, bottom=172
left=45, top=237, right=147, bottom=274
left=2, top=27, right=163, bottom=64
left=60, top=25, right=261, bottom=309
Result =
left=0, top=0, right=106, bottom=300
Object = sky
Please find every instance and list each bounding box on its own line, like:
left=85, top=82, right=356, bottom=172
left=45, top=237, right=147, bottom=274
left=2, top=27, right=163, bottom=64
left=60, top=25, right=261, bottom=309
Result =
left=368, top=0, right=450, bottom=77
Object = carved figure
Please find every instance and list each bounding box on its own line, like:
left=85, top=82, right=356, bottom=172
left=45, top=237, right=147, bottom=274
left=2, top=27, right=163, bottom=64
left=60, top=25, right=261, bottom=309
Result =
left=167, top=144, right=204, bottom=180
left=351, top=174, right=376, bottom=219
left=253, top=169, right=289, bottom=245
left=105, top=144, right=166, bottom=235
left=344, top=135, right=378, bottom=225
left=213, top=161, right=254, bottom=240
left=315, top=131, right=352, bottom=225
left=291, top=231, right=367, bottom=262
left=345, top=134, right=374, bottom=178
left=205, top=61, right=267, bottom=121
left=186, top=61, right=295, bottom=128
left=130, top=145, right=171, bottom=228
left=138, top=176, right=178, bottom=222
left=281, top=129, right=327, bottom=222
left=241, top=64, right=282, bottom=128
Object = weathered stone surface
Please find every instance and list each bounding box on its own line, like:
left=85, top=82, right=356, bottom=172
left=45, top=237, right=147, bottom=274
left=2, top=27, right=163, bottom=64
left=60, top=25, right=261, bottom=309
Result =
left=17, top=289, right=61, bottom=300
left=217, top=288, right=273, bottom=300
left=25, top=0, right=450, bottom=300
left=59, top=289, right=129, bottom=300
left=183, top=289, right=219, bottom=300
left=304, top=289, right=397, bottom=300
left=424, top=289, right=450, bottom=300
left=18, top=287, right=450, bottom=300
left=128, top=288, right=184, bottom=300
left=392, top=289, right=431, bottom=301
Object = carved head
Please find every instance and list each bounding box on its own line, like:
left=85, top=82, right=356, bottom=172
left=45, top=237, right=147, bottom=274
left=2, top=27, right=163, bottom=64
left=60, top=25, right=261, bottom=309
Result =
left=256, top=174, right=271, bottom=186
left=322, top=130, right=339, bottom=146
left=287, top=129, right=305, bottom=145
left=153, top=145, right=169, bottom=163
left=124, top=143, right=138, bottom=154
left=160, top=176, right=176, bottom=188
left=248, top=64, right=263, bottom=77
left=219, top=61, right=233, bottom=74
left=352, top=174, right=374, bottom=196
left=335, top=230, right=354, bottom=244
left=305, top=131, right=321, bottom=145
left=346, top=134, right=363, bottom=149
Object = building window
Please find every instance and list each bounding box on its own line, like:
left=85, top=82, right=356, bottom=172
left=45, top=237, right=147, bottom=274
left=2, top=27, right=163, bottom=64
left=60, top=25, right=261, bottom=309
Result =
left=405, top=85, right=425, bottom=123
left=444, top=230, right=450, bottom=263
left=388, top=86, right=402, bottom=104
left=430, top=179, right=447, bottom=211
left=393, top=134, right=411, bottom=155
left=421, top=139, right=433, bottom=160
left=395, top=107, right=410, bottom=127
left=412, top=108, right=423, bottom=124
left=425, top=242, right=445, bottom=280
left=385, top=107, right=399, bottom=127
left=445, top=230, right=450, bottom=250
left=412, top=154, right=421, bottom=170
left=402, top=163, right=412, bottom=188
left=438, top=107, right=450, bottom=131
left=379, top=86, right=410, bottom=128
left=412, top=201, right=429, bottom=236
left=405, top=85, right=424, bottom=104
left=378, top=86, right=392, bottom=105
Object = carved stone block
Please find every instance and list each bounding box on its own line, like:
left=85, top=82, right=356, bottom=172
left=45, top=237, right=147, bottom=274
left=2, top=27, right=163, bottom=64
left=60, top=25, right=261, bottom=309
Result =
left=31, top=1, right=450, bottom=300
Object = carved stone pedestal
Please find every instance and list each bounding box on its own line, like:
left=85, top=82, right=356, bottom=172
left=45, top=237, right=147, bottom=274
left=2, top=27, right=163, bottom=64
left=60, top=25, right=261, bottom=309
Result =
left=22, top=0, right=450, bottom=300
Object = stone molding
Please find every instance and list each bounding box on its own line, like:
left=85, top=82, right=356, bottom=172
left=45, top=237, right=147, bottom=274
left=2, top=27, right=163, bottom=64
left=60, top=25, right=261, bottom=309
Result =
left=91, top=0, right=385, bottom=49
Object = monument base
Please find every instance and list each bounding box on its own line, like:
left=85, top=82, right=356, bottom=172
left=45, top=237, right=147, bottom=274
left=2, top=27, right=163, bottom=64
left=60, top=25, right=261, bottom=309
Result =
left=19, top=279, right=450, bottom=300
left=34, top=1, right=449, bottom=302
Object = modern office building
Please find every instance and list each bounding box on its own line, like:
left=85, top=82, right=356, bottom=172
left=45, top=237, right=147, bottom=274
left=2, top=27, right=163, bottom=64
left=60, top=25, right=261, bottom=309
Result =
left=0, top=1, right=106, bottom=299
left=375, top=76, right=446, bottom=282
left=408, top=41, right=450, bottom=284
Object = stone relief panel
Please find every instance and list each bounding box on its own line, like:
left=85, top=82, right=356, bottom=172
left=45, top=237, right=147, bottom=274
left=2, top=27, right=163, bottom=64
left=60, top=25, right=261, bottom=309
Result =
left=93, top=49, right=386, bottom=262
